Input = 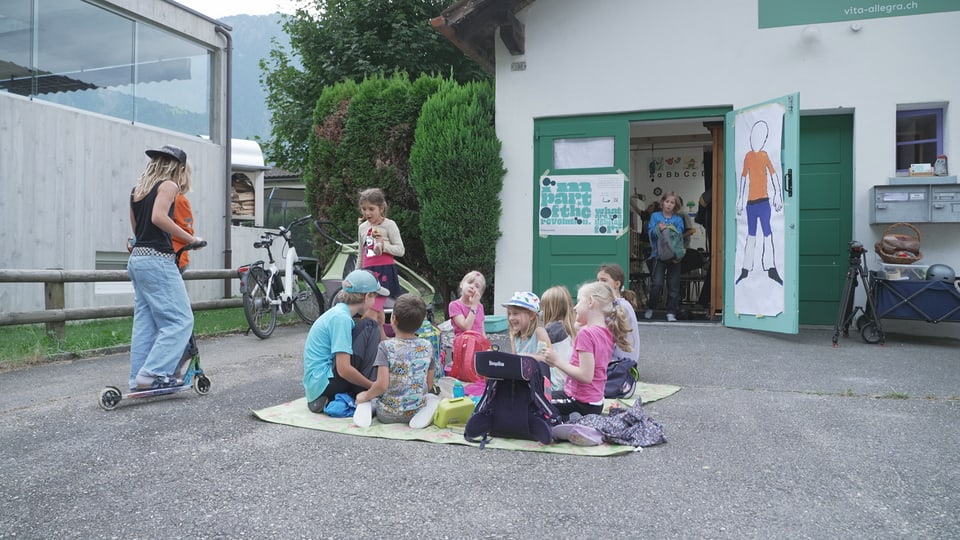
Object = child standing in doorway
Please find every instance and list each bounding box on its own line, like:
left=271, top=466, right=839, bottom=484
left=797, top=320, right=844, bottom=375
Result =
left=358, top=188, right=405, bottom=340
left=353, top=294, right=439, bottom=429
left=542, top=281, right=632, bottom=418
left=449, top=270, right=487, bottom=338
left=645, top=191, right=685, bottom=322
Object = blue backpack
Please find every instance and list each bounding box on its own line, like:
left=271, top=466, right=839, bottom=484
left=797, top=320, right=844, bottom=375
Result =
left=605, top=358, right=639, bottom=399
left=464, top=351, right=560, bottom=447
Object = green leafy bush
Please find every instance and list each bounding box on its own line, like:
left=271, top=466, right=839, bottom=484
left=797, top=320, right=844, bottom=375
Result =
left=409, top=79, right=505, bottom=311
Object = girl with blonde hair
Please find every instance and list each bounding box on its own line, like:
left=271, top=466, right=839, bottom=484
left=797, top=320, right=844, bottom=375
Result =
left=542, top=281, right=632, bottom=417
left=127, top=144, right=203, bottom=390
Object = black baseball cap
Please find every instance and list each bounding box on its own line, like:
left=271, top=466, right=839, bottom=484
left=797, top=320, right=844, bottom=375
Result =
left=145, top=144, right=187, bottom=164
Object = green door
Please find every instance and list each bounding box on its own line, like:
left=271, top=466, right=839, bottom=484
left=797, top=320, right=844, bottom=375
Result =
left=724, top=93, right=801, bottom=334
left=533, top=117, right=631, bottom=295
left=798, top=115, right=854, bottom=324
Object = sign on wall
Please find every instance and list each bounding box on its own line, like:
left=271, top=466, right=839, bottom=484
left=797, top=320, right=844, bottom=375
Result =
left=538, top=172, right=626, bottom=236
left=758, top=0, right=959, bottom=28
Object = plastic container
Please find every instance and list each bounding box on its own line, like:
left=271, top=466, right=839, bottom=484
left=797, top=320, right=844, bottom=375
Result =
left=452, top=380, right=465, bottom=398
left=878, top=261, right=930, bottom=281
left=432, top=397, right=476, bottom=428
left=484, top=314, right=508, bottom=333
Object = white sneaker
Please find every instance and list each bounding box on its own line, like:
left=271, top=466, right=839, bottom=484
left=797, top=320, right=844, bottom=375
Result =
left=644, top=309, right=653, bottom=320
left=666, top=313, right=677, bottom=322
left=409, top=394, right=441, bottom=429
left=353, top=401, right=373, bottom=428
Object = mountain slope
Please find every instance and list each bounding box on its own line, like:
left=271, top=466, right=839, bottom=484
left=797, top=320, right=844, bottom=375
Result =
left=223, top=13, right=292, bottom=141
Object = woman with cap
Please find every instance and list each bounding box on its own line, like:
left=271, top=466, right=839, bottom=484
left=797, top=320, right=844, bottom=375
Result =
left=127, top=144, right=204, bottom=390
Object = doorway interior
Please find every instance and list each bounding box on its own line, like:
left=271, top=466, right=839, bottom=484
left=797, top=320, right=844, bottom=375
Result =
left=628, top=117, right=723, bottom=322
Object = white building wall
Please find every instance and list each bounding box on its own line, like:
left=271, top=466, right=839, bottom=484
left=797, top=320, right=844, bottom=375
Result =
left=492, top=0, right=960, bottom=329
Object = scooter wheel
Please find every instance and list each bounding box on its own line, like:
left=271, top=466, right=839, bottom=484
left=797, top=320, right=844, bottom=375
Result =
left=98, top=386, right=122, bottom=411
left=193, top=375, right=211, bottom=395
left=860, top=322, right=882, bottom=344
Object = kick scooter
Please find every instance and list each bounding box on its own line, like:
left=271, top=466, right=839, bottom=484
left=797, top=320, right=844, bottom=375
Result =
left=98, top=241, right=211, bottom=410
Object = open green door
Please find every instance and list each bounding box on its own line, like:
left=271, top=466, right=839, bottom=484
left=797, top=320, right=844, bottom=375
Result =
left=723, top=93, right=800, bottom=334
left=533, top=117, right=631, bottom=296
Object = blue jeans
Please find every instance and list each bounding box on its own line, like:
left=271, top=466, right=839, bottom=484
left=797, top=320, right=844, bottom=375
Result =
left=127, top=254, right=194, bottom=388
left=648, top=258, right=681, bottom=315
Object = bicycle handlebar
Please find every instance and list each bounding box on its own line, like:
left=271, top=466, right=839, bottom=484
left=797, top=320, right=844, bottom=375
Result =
left=313, top=219, right=354, bottom=245
left=252, top=215, right=313, bottom=253
left=175, top=239, right=207, bottom=257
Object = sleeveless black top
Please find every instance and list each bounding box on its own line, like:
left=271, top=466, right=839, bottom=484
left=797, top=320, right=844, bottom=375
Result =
left=130, top=182, right=175, bottom=253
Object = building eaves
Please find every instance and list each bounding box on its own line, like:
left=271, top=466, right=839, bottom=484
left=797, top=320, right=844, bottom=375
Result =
left=431, top=0, right=535, bottom=74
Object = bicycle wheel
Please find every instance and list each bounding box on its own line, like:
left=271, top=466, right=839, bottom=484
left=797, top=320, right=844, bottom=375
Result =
left=242, top=266, right=277, bottom=338
left=292, top=266, right=325, bottom=324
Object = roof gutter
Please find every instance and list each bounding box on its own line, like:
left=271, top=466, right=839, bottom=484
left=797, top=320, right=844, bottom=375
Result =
left=215, top=24, right=233, bottom=298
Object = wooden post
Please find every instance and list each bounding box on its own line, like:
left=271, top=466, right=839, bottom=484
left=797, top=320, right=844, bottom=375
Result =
left=704, top=122, right=725, bottom=321
left=44, top=268, right=65, bottom=340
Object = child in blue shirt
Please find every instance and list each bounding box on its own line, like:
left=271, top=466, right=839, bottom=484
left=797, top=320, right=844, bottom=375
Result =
left=303, top=270, right=389, bottom=414
left=645, top=191, right=685, bottom=322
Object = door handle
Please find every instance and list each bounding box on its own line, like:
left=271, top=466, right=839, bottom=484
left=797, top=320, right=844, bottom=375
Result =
left=784, top=168, right=793, bottom=197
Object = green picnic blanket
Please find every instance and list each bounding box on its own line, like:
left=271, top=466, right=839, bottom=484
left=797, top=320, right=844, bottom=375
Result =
left=252, top=381, right=680, bottom=457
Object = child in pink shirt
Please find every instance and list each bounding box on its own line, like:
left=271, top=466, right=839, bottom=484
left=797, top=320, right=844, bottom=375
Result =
left=542, top=281, right=633, bottom=418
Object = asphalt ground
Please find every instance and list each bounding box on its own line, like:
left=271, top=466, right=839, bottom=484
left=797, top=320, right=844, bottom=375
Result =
left=1, top=322, right=958, bottom=539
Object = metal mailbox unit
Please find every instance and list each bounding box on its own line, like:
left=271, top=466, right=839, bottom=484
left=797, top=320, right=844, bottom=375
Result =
left=870, top=178, right=960, bottom=224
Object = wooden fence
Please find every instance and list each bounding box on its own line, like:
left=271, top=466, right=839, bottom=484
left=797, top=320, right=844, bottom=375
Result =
left=0, top=269, right=241, bottom=338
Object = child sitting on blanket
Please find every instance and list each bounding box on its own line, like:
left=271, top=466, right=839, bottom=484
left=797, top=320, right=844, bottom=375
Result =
left=503, top=291, right=553, bottom=389
left=303, top=270, right=388, bottom=414
left=542, top=281, right=633, bottom=419
left=353, top=294, right=439, bottom=428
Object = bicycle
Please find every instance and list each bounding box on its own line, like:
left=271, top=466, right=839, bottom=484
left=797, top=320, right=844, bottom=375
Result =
left=238, top=215, right=325, bottom=339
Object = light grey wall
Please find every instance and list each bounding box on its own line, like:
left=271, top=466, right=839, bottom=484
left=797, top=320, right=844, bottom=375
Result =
left=0, top=93, right=228, bottom=312
left=0, top=0, right=232, bottom=314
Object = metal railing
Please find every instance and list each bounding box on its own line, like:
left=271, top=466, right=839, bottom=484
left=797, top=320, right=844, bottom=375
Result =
left=0, top=268, right=241, bottom=338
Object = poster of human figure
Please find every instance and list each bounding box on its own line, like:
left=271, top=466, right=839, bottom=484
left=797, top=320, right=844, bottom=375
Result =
left=733, top=102, right=785, bottom=317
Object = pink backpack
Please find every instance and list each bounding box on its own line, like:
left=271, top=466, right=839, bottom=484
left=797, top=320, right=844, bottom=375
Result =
left=450, top=330, right=491, bottom=382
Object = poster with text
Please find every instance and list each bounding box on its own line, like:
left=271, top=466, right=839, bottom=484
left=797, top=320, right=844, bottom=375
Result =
left=538, top=173, right=626, bottom=236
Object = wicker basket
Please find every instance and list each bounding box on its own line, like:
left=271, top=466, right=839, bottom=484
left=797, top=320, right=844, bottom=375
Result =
left=874, top=222, right=922, bottom=264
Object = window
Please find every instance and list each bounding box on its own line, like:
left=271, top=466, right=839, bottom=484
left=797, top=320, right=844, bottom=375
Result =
left=553, top=137, right=615, bottom=169
left=896, top=109, right=943, bottom=173
left=0, top=0, right=213, bottom=136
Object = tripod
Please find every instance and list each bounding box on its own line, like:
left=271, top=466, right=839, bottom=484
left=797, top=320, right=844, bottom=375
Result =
left=831, top=241, right=884, bottom=346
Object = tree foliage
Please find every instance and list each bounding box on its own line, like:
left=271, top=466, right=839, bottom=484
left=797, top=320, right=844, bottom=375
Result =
left=261, top=0, right=489, bottom=174
left=409, top=80, right=505, bottom=310
left=305, top=73, right=444, bottom=278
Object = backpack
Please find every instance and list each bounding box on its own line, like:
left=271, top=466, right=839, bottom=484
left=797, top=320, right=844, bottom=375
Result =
left=464, top=351, right=561, bottom=447
left=450, top=330, right=491, bottom=383
left=415, top=320, right=443, bottom=382
left=574, top=398, right=666, bottom=447
left=604, top=358, right=639, bottom=399
left=657, top=225, right=680, bottom=262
